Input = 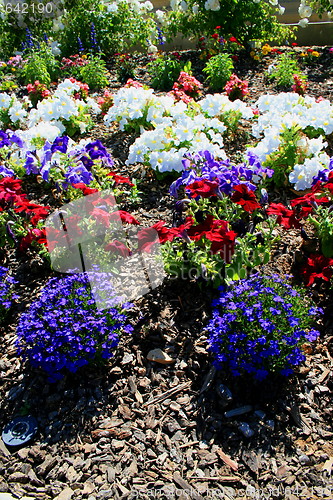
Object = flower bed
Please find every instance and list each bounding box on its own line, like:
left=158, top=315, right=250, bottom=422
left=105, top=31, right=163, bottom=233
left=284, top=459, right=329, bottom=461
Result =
left=0, top=13, right=333, bottom=497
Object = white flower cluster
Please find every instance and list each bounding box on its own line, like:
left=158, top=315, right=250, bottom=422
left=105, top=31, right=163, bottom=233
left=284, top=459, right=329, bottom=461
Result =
left=104, top=86, right=254, bottom=172
left=248, top=92, right=333, bottom=190
left=126, top=114, right=227, bottom=172
left=0, top=79, right=101, bottom=135
left=199, top=94, right=254, bottom=120
left=298, top=1, right=312, bottom=27
left=104, top=86, right=175, bottom=130
left=289, top=155, right=331, bottom=191
left=0, top=93, right=27, bottom=124
left=102, top=0, right=153, bottom=14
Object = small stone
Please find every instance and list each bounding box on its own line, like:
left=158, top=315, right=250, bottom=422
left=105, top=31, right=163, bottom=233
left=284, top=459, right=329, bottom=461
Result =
left=216, top=384, right=233, bottom=407
left=8, top=472, right=29, bottom=483
left=238, top=422, right=255, bottom=438
left=147, top=349, right=175, bottom=365
left=82, top=482, right=95, bottom=495
left=121, top=353, right=134, bottom=365
left=106, top=467, right=116, bottom=483
left=53, top=487, right=74, bottom=500
left=299, top=454, right=311, bottom=465
left=170, top=402, right=181, bottom=412
left=17, top=449, right=30, bottom=460
left=0, top=482, right=8, bottom=492
left=225, top=405, right=253, bottom=418
left=285, top=475, right=296, bottom=486
left=111, top=439, right=124, bottom=450
left=36, top=456, right=57, bottom=476
left=65, top=466, right=80, bottom=483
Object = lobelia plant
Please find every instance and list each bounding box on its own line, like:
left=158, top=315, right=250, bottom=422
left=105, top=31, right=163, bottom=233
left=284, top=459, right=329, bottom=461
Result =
left=16, top=273, right=134, bottom=382
left=203, top=53, right=234, bottom=91
left=205, top=273, right=323, bottom=381
left=0, top=266, right=19, bottom=322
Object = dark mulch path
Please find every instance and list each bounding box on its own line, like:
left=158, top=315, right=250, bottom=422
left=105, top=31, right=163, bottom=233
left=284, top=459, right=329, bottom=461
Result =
left=0, top=48, right=333, bottom=500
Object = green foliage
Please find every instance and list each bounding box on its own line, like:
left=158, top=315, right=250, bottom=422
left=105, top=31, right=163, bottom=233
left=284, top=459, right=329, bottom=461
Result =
left=203, top=53, right=233, bottom=91
left=147, top=54, right=183, bottom=91
left=309, top=0, right=333, bottom=16
left=78, top=55, right=108, bottom=90
left=268, top=53, right=304, bottom=88
left=21, top=55, right=51, bottom=86
left=309, top=206, right=333, bottom=258
left=114, top=53, right=136, bottom=84
left=0, top=80, right=18, bottom=92
left=0, top=14, right=53, bottom=59
left=59, top=0, right=156, bottom=57
left=263, top=125, right=306, bottom=188
left=165, top=0, right=294, bottom=46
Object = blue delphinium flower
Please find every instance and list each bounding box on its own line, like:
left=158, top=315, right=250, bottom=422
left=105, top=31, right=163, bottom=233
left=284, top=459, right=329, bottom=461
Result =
left=25, top=28, right=34, bottom=49
left=156, top=26, right=165, bottom=45
left=205, top=273, right=322, bottom=380
left=16, top=273, right=133, bottom=382
left=77, top=37, right=84, bottom=53
left=90, top=23, right=100, bottom=52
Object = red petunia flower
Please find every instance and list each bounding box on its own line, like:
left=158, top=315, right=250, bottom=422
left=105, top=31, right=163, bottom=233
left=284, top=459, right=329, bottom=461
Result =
left=212, top=33, right=219, bottom=39
left=91, top=207, right=111, bottom=227
left=107, top=172, right=134, bottom=187
left=205, top=222, right=237, bottom=263
left=109, top=210, right=139, bottom=225
left=300, top=253, right=333, bottom=286
left=72, top=183, right=99, bottom=195
left=231, top=184, right=261, bottom=213
left=186, top=180, right=219, bottom=198
left=104, top=240, right=130, bottom=257
left=19, top=228, right=47, bottom=252
left=0, top=177, right=25, bottom=206
left=186, top=214, right=215, bottom=240
left=266, top=203, right=301, bottom=229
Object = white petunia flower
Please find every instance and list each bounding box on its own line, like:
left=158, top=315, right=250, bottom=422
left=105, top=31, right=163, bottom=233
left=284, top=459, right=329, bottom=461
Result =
left=0, top=93, right=12, bottom=109
left=204, top=0, right=220, bottom=11
left=9, top=102, right=27, bottom=123
left=107, top=3, right=118, bottom=12
left=298, top=3, right=312, bottom=18
left=298, top=18, right=309, bottom=27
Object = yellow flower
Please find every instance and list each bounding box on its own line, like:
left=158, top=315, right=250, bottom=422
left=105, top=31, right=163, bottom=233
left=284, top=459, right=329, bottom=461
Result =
left=312, top=51, right=320, bottom=57
left=11, top=67, right=16, bottom=72
left=254, top=55, right=260, bottom=61
left=300, top=52, right=307, bottom=57
left=82, top=54, right=87, bottom=59
left=250, top=50, right=255, bottom=57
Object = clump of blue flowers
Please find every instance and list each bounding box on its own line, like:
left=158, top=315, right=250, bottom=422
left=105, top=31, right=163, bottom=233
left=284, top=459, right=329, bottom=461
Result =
left=0, top=266, right=19, bottom=320
left=206, top=273, right=322, bottom=381
left=16, top=273, right=133, bottom=382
